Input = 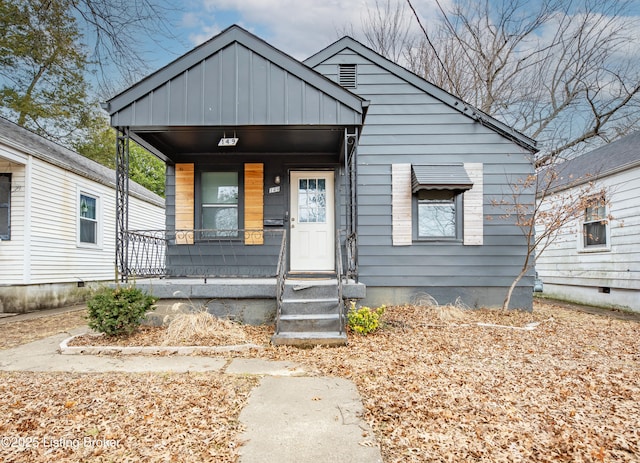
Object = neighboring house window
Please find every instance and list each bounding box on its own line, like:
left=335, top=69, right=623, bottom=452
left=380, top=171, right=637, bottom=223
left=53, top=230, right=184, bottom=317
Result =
left=416, top=190, right=461, bottom=239
left=338, top=64, right=357, bottom=89
left=201, top=171, right=239, bottom=237
left=79, top=193, right=98, bottom=245
left=583, top=196, right=607, bottom=248
left=0, top=174, right=10, bottom=240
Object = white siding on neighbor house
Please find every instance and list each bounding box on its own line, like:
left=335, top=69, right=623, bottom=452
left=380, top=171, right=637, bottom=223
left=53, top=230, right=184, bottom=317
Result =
left=28, top=157, right=118, bottom=283
left=536, top=166, right=640, bottom=307
left=0, top=158, right=26, bottom=284
left=129, top=194, right=166, bottom=231
left=0, top=151, right=164, bottom=286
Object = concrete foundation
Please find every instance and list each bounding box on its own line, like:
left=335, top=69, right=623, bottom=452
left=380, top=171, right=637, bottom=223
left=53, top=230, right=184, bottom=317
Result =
left=0, top=281, right=101, bottom=313
left=145, top=298, right=277, bottom=326
left=132, top=278, right=366, bottom=325
left=362, top=285, right=533, bottom=311
left=541, top=283, right=639, bottom=313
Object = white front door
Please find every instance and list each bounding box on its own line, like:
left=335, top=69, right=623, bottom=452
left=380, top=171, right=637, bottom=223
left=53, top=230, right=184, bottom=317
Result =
left=290, top=171, right=335, bottom=272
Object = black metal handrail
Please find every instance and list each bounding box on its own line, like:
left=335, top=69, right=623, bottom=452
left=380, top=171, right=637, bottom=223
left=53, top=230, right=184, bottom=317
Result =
left=275, top=229, right=288, bottom=334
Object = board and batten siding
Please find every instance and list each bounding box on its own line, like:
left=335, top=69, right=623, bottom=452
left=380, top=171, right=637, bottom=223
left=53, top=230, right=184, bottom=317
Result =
left=109, top=41, right=361, bottom=128
left=535, top=167, right=640, bottom=310
left=312, top=48, right=535, bottom=308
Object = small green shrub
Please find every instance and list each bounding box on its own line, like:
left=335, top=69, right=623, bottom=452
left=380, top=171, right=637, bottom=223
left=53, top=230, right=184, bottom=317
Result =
left=347, top=301, right=386, bottom=335
left=86, top=286, right=156, bottom=336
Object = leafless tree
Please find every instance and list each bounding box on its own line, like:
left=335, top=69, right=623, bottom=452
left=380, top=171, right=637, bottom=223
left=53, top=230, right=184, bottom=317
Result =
left=367, top=0, right=640, bottom=164
left=496, top=163, right=607, bottom=309
left=360, top=0, right=415, bottom=63
left=339, top=0, right=415, bottom=64
left=70, top=0, right=182, bottom=95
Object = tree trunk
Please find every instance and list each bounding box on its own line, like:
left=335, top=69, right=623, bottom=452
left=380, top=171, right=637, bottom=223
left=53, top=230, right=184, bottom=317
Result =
left=502, top=267, right=530, bottom=310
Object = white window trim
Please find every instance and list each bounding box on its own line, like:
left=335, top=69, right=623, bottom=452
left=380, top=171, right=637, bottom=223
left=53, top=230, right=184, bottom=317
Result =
left=77, top=188, right=103, bottom=249
left=577, top=196, right=610, bottom=253
left=577, top=215, right=611, bottom=253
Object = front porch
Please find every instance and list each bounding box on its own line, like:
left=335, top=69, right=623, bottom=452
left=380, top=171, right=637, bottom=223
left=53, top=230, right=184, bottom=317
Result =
left=102, top=26, right=368, bottom=344
left=124, top=227, right=365, bottom=344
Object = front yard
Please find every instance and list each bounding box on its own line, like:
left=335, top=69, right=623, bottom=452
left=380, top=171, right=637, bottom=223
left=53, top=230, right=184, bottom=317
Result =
left=0, top=300, right=638, bottom=462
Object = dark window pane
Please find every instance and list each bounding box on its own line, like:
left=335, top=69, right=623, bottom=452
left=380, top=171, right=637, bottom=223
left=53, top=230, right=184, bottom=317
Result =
left=202, top=207, right=238, bottom=237
left=80, top=218, right=96, bottom=243
left=80, top=195, right=96, bottom=219
left=0, top=174, right=10, bottom=239
left=202, top=172, right=238, bottom=204
left=0, top=206, right=8, bottom=237
left=584, top=222, right=606, bottom=246
left=418, top=200, right=456, bottom=237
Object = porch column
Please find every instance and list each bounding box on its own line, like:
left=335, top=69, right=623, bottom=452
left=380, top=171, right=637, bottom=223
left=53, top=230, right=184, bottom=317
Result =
left=115, top=128, right=130, bottom=282
left=344, top=127, right=359, bottom=281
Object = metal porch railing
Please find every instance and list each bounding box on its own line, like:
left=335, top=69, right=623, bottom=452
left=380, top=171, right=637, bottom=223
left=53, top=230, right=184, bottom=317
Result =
left=122, top=228, right=286, bottom=281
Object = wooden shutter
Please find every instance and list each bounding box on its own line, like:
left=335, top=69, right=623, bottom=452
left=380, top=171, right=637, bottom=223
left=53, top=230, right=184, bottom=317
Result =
left=244, top=163, right=264, bottom=245
left=175, top=163, right=194, bottom=245
left=392, top=163, right=412, bottom=246
left=463, top=163, right=483, bottom=246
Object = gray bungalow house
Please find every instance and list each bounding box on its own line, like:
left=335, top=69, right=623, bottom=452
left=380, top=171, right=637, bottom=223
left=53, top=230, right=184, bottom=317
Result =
left=102, top=25, right=537, bottom=344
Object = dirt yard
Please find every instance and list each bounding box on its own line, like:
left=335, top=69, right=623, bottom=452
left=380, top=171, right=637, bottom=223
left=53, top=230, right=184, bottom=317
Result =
left=0, top=300, right=638, bottom=462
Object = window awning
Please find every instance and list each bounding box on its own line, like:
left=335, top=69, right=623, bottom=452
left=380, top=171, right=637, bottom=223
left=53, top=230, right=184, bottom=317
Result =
left=411, top=164, right=474, bottom=193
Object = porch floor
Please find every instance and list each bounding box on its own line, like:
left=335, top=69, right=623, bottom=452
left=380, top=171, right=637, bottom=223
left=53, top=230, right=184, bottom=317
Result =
left=128, top=277, right=365, bottom=301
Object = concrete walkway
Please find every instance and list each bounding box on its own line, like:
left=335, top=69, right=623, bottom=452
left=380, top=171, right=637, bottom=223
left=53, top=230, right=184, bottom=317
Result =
left=0, top=328, right=383, bottom=463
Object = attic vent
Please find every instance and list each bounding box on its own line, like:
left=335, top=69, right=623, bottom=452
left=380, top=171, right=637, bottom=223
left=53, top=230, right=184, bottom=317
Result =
left=338, top=64, right=357, bottom=89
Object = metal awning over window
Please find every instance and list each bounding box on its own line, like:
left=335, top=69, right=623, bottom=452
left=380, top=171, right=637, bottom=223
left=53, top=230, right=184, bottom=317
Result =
left=411, top=164, right=473, bottom=193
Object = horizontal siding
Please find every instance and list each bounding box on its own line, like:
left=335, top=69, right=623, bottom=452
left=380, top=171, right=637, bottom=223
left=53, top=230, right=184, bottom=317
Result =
left=0, top=162, right=26, bottom=284
left=313, top=49, right=535, bottom=293
left=24, top=156, right=164, bottom=285
left=536, top=167, right=640, bottom=293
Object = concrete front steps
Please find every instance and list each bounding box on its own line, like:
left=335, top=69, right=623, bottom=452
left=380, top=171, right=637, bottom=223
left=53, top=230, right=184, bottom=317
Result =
left=272, top=278, right=347, bottom=346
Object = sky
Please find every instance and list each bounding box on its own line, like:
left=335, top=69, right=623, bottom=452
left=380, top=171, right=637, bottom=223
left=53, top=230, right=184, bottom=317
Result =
left=100, top=0, right=640, bottom=102
left=138, top=0, right=440, bottom=70
left=149, top=0, right=640, bottom=61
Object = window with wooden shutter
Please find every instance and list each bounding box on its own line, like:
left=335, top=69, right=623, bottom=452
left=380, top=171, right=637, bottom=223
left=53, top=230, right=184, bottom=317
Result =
left=393, top=163, right=483, bottom=245
left=392, top=164, right=412, bottom=246
left=462, top=163, right=483, bottom=246
left=244, top=163, right=264, bottom=245
left=175, top=163, right=194, bottom=244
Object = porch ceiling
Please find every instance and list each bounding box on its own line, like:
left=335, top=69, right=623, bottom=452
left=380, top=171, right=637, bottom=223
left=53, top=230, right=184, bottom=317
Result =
left=130, top=125, right=347, bottom=162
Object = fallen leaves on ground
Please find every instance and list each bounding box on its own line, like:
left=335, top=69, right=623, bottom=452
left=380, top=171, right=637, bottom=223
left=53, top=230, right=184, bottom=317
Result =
left=0, top=310, right=87, bottom=349
left=236, top=301, right=640, bottom=462
left=0, top=372, right=257, bottom=463
left=2, top=300, right=639, bottom=462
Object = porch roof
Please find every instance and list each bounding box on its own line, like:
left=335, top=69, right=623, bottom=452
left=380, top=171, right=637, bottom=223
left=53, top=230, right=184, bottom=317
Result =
left=102, top=25, right=367, bottom=162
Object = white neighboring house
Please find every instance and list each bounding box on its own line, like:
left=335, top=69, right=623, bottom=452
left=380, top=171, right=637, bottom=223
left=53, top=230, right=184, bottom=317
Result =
left=536, top=131, right=640, bottom=312
left=0, top=116, right=165, bottom=313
